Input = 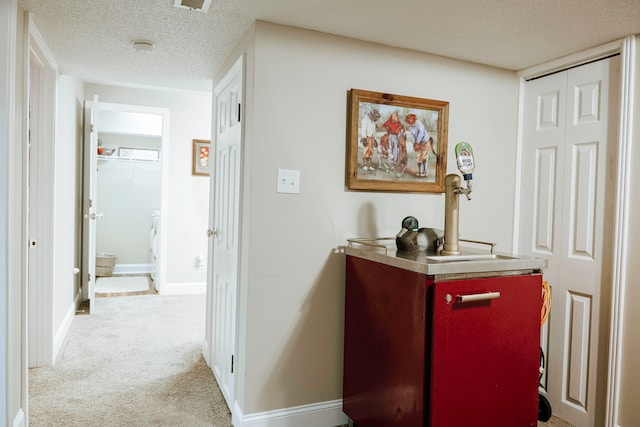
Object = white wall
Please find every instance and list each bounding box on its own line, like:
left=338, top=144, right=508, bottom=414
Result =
left=84, top=83, right=212, bottom=288
left=53, top=75, right=84, bottom=345
left=222, top=22, right=520, bottom=415
left=96, top=157, right=161, bottom=264
left=99, top=110, right=162, bottom=136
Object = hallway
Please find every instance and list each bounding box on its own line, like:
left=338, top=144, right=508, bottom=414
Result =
left=28, top=294, right=232, bottom=426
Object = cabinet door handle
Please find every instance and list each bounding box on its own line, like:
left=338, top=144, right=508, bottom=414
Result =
left=454, top=291, right=501, bottom=304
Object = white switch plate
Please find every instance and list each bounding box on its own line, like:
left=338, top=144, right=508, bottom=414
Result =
left=277, top=169, right=300, bottom=194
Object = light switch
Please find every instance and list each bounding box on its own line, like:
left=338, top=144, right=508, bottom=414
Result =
left=277, top=169, right=300, bottom=194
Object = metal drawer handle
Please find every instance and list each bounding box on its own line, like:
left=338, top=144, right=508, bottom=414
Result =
left=456, top=291, right=501, bottom=303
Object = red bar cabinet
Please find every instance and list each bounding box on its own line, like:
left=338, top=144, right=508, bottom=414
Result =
left=343, top=255, right=541, bottom=427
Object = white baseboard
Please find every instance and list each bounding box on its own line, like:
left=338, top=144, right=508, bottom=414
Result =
left=13, top=409, right=25, bottom=427
left=202, top=340, right=211, bottom=367
left=160, top=281, right=206, bottom=295
left=233, top=399, right=347, bottom=427
left=52, top=299, right=76, bottom=363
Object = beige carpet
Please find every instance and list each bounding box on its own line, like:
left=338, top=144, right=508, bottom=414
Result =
left=29, top=294, right=232, bottom=426
left=539, top=415, right=575, bottom=426
left=29, top=293, right=574, bottom=426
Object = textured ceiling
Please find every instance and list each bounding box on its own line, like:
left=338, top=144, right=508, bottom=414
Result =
left=19, top=0, right=640, bottom=92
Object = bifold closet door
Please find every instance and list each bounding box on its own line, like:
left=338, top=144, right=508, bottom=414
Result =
left=520, top=56, right=620, bottom=427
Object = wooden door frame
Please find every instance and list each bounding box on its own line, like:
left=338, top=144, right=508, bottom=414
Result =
left=514, top=36, right=636, bottom=427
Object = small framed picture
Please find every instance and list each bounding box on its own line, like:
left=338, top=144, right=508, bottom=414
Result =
left=347, top=89, right=449, bottom=193
left=192, top=139, right=210, bottom=176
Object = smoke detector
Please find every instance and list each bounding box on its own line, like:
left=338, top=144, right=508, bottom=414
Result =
left=174, top=0, right=212, bottom=12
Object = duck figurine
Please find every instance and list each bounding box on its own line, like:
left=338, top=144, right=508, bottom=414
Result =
left=395, top=216, right=444, bottom=253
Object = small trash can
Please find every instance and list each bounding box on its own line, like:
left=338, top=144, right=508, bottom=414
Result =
left=96, top=253, right=117, bottom=277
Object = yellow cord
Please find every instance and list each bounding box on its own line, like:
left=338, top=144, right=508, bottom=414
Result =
left=541, top=280, right=551, bottom=326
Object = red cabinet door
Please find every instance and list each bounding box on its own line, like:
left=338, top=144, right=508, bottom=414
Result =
left=344, top=257, right=430, bottom=426
left=429, top=275, right=541, bottom=427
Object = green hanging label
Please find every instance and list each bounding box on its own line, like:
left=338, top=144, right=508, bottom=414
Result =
left=455, top=142, right=475, bottom=174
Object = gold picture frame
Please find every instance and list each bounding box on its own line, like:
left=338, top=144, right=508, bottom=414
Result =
left=192, top=139, right=211, bottom=176
left=347, top=89, right=449, bottom=193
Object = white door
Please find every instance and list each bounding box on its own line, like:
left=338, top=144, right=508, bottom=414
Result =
left=209, top=58, right=243, bottom=410
left=519, top=57, right=620, bottom=426
left=82, top=98, right=100, bottom=313
left=27, top=61, right=55, bottom=367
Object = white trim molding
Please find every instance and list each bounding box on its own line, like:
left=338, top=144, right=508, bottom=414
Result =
left=605, top=35, right=636, bottom=427
left=233, top=399, right=347, bottom=427
left=12, top=409, right=25, bottom=427
left=52, top=300, right=76, bottom=362
left=1, top=0, right=19, bottom=422
left=511, top=77, right=526, bottom=251
left=27, top=14, right=57, bottom=70
left=517, top=39, right=624, bottom=81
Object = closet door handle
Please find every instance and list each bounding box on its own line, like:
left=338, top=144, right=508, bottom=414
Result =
left=207, top=228, right=218, bottom=237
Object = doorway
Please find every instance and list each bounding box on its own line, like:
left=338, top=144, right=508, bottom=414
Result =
left=81, top=101, right=170, bottom=312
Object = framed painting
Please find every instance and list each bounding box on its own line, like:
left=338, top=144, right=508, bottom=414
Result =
left=192, top=139, right=211, bottom=176
left=347, top=89, right=449, bottom=192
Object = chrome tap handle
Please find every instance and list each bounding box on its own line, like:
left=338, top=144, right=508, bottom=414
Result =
left=455, top=182, right=473, bottom=201
left=464, top=182, right=473, bottom=200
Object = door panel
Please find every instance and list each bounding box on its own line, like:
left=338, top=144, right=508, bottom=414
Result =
left=520, top=57, right=619, bottom=426
left=430, top=275, right=541, bottom=427
left=570, top=142, right=597, bottom=258
left=82, top=98, right=98, bottom=313
left=566, top=291, right=591, bottom=408
left=534, top=146, right=557, bottom=253
left=210, top=59, right=242, bottom=410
